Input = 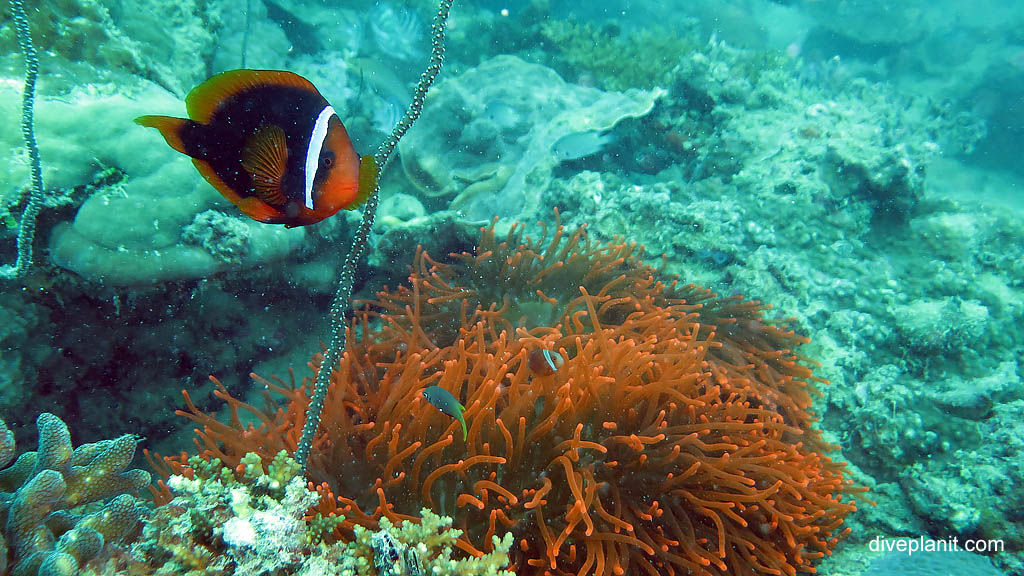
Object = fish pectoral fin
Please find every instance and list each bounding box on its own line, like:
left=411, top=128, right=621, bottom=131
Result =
left=192, top=159, right=283, bottom=224
left=241, top=124, right=289, bottom=207
left=237, top=197, right=284, bottom=224
left=347, top=154, right=378, bottom=210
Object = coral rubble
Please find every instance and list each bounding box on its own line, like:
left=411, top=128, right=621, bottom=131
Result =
left=136, top=450, right=513, bottom=576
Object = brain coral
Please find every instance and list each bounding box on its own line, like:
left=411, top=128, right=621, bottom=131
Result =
left=170, top=214, right=863, bottom=576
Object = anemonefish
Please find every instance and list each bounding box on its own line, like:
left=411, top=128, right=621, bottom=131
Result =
left=422, top=385, right=467, bottom=441
left=135, top=69, right=377, bottom=227
left=528, top=348, right=564, bottom=376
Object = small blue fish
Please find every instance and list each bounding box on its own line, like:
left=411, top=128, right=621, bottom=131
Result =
left=552, top=130, right=615, bottom=162
left=484, top=100, right=520, bottom=129
left=422, top=386, right=467, bottom=441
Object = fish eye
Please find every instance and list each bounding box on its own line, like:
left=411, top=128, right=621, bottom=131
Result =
left=321, top=151, right=335, bottom=167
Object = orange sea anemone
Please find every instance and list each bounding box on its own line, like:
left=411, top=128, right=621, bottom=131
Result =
left=167, top=215, right=863, bottom=576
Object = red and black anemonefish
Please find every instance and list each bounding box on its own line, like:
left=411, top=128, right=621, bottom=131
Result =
left=135, top=69, right=377, bottom=228
left=528, top=348, right=564, bottom=376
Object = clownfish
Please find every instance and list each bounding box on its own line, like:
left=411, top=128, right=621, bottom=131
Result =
left=528, top=348, right=564, bottom=376
left=135, top=69, right=377, bottom=227
left=422, top=385, right=467, bottom=441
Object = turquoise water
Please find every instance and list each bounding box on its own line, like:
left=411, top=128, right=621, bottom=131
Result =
left=0, top=1, right=1021, bottom=575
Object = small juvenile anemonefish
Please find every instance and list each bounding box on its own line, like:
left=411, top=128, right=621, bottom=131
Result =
left=422, top=385, right=467, bottom=441
left=528, top=348, right=564, bottom=376
left=135, top=69, right=377, bottom=227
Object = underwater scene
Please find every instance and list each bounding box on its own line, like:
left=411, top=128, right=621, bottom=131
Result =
left=0, top=0, right=1022, bottom=574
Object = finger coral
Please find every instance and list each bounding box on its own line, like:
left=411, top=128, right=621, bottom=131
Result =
left=170, top=215, right=864, bottom=576
left=0, top=414, right=150, bottom=576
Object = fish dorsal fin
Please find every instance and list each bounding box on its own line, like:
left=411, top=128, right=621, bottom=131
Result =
left=186, top=69, right=320, bottom=123
left=241, top=124, right=289, bottom=206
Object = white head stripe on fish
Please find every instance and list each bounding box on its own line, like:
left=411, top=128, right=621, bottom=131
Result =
left=541, top=349, right=559, bottom=372
left=304, top=105, right=335, bottom=210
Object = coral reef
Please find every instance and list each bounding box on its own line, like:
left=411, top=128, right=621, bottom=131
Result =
left=539, top=19, right=698, bottom=91
left=0, top=414, right=149, bottom=575
left=797, top=0, right=1022, bottom=174
left=136, top=452, right=322, bottom=574
left=0, top=0, right=214, bottom=95
left=350, top=511, right=514, bottom=576
left=891, top=297, right=989, bottom=358
left=166, top=217, right=863, bottom=576
left=397, top=55, right=664, bottom=220
left=862, top=550, right=1007, bottom=576
left=658, top=38, right=966, bottom=222
left=0, top=79, right=336, bottom=447
left=526, top=34, right=985, bottom=291
left=0, top=75, right=309, bottom=287
left=50, top=186, right=306, bottom=285
left=136, top=451, right=513, bottom=576
left=819, top=195, right=1024, bottom=574
left=0, top=2, right=1019, bottom=576
left=0, top=294, right=48, bottom=415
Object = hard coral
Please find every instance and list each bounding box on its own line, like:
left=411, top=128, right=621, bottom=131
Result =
left=172, top=216, right=863, bottom=576
left=540, top=19, right=692, bottom=91
left=136, top=452, right=513, bottom=576
left=0, top=414, right=149, bottom=576
left=135, top=453, right=321, bottom=575
left=539, top=20, right=697, bottom=91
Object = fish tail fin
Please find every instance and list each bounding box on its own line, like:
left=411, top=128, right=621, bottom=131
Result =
left=459, top=417, right=468, bottom=442
left=134, top=115, right=191, bottom=155
left=348, top=154, right=378, bottom=210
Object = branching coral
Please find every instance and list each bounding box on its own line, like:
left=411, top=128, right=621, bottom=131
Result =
left=0, top=414, right=150, bottom=575
left=167, top=215, right=863, bottom=576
